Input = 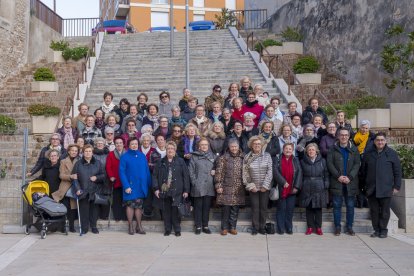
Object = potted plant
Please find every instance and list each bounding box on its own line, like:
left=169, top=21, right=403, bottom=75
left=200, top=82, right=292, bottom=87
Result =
left=28, top=104, right=61, bottom=134
left=355, top=95, right=389, bottom=128
left=255, top=39, right=283, bottom=55
left=48, top=40, right=69, bottom=63
left=293, top=56, right=321, bottom=84
left=0, top=114, right=17, bottom=135
left=281, top=27, right=303, bottom=55
left=62, top=46, right=89, bottom=62
left=391, top=145, right=414, bottom=232
left=31, top=68, right=59, bottom=92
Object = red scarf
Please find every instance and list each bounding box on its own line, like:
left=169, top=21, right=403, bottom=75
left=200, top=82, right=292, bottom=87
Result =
left=281, top=155, right=294, bottom=199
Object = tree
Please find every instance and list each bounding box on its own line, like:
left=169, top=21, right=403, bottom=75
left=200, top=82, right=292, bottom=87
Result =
left=214, top=8, right=236, bottom=29
left=381, top=24, right=414, bottom=93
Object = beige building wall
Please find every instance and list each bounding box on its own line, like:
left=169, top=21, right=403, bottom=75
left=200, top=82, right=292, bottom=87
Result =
left=100, top=0, right=244, bottom=32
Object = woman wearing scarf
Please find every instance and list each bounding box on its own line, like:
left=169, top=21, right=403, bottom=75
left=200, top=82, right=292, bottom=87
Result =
left=231, top=97, right=244, bottom=122
left=178, top=88, right=192, bottom=111
left=242, top=113, right=259, bottom=153
left=169, top=105, right=187, bottom=129
left=57, top=116, right=78, bottom=150
left=259, top=105, right=283, bottom=136
left=189, top=138, right=216, bottom=234
left=106, top=137, right=127, bottom=221
left=153, top=115, right=171, bottom=139
left=220, top=108, right=235, bottom=136
left=98, top=92, right=119, bottom=116
left=121, top=119, right=141, bottom=149
left=273, top=143, right=302, bottom=235
left=278, top=124, right=298, bottom=152
left=93, top=137, right=111, bottom=220
left=149, top=134, right=167, bottom=172
left=119, top=137, right=151, bottom=235
left=253, top=84, right=270, bottom=107
left=224, top=120, right=249, bottom=153
left=239, top=76, right=253, bottom=103
left=208, top=101, right=223, bottom=123
left=224, top=83, right=239, bottom=109
left=136, top=93, right=148, bottom=117
left=53, top=144, right=80, bottom=232
left=297, top=124, right=319, bottom=160
left=139, top=133, right=155, bottom=162
left=242, top=91, right=264, bottom=127
left=167, top=124, right=185, bottom=158
left=259, top=121, right=281, bottom=159
left=182, top=123, right=201, bottom=163
left=104, top=114, right=122, bottom=138
left=243, top=136, right=273, bottom=235
left=94, top=109, right=105, bottom=134
left=319, top=122, right=338, bottom=158
left=142, top=104, right=160, bottom=131
left=72, top=103, right=89, bottom=135
left=188, top=104, right=212, bottom=137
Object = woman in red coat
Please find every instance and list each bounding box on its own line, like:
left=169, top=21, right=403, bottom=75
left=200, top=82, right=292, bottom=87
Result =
left=106, top=136, right=127, bottom=221
left=242, top=91, right=264, bottom=127
left=231, top=97, right=244, bottom=122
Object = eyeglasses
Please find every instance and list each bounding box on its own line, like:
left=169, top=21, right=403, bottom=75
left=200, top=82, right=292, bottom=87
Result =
left=214, top=89, right=221, bottom=92
left=173, top=130, right=181, bottom=132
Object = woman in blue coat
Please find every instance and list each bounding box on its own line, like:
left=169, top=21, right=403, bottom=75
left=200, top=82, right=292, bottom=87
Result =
left=119, top=137, right=151, bottom=235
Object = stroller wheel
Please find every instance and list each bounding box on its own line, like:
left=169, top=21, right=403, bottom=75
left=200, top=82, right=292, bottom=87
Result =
left=40, top=230, right=47, bottom=239
left=24, top=226, right=30, bottom=235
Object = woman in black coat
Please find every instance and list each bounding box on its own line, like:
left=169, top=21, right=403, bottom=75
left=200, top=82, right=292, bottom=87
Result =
left=300, top=143, right=329, bottom=236
left=153, top=141, right=190, bottom=237
left=38, top=149, right=61, bottom=195
left=72, top=144, right=105, bottom=234
left=273, top=143, right=302, bottom=235
left=259, top=121, right=281, bottom=158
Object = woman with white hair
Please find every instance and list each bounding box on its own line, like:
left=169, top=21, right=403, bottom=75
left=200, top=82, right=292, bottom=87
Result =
left=206, top=121, right=226, bottom=157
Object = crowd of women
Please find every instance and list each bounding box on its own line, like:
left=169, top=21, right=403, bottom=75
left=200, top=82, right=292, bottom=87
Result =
left=29, top=76, right=383, bottom=237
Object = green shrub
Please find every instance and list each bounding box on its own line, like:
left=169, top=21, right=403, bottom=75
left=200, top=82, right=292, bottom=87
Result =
left=62, top=48, right=72, bottom=61
left=70, top=46, right=89, bottom=61
left=49, top=40, right=69, bottom=51
left=281, top=26, right=303, bottom=42
left=33, top=68, right=56, bottom=81
left=254, top=39, right=283, bottom=53
left=351, top=95, right=387, bottom=109
left=28, top=104, right=61, bottom=117
left=0, top=114, right=17, bottom=134
left=394, top=145, right=414, bottom=179
left=293, top=56, right=320, bottom=74
left=324, top=102, right=358, bottom=120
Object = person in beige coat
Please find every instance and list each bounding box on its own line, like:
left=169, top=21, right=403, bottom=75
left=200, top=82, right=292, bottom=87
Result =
left=52, top=144, right=80, bottom=233
left=243, top=136, right=273, bottom=235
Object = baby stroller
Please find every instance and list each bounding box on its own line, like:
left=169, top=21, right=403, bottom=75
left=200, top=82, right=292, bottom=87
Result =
left=22, top=180, right=68, bottom=239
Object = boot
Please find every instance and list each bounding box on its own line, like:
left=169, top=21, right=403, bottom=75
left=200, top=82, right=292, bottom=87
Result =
left=128, top=223, right=134, bottom=235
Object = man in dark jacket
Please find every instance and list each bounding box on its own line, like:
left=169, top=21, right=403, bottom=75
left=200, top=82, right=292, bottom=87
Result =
left=301, top=97, right=328, bottom=125
left=361, top=132, right=402, bottom=238
left=327, top=129, right=360, bottom=236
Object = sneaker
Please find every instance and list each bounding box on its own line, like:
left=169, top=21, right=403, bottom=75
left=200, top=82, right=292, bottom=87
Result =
left=91, top=228, right=99, bottom=234
left=316, top=228, right=323, bottom=235
left=229, top=229, right=238, bottom=235
left=305, top=228, right=313, bottom=235
left=202, top=227, right=212, bottom=234
left=195, top=228, right=201, bottom=235
left=346, top=228, right=355, bottom=236
left=370, top=231, right=379, bottom=238
left=334, top=227, right=341, bottom=236
left=220, top=229, right=228, bottom=236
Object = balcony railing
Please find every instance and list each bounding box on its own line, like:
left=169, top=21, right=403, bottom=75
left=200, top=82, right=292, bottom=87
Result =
left=230, top=9, right=268, bottom=30
left=116, top=0, right=131, bottom=18
left=62, top=18, right=101, bottom=37
left=30, top=0, right=63, bottom=33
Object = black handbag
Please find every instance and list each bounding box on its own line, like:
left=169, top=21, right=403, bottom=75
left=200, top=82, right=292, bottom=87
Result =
left=265, top=222, right=275, bottom=235
left=177, top=197, right=192, bottom=218
left=94, top=193, right=109, bottom=205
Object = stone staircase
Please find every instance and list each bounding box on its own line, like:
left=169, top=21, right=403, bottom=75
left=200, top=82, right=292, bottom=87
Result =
left=85, top=29, right=277, bottom=110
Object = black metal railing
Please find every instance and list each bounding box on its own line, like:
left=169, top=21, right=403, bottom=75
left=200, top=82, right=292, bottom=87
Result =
left=30, top=0, right=63, bottom=33
left=230, top=9, right=267, bottom=30
left=62, top=18, right=100, bottom=37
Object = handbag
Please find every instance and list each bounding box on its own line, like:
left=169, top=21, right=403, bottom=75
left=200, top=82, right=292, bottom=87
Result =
left=94, top=193, right=109, bottom=205
left=265, top=222, right=275, bottom=235
left=65, top=184, right=77, bottom=199
left=269, top=186, right=279, bottom=201
left=177, top=197, right=193, bottom=218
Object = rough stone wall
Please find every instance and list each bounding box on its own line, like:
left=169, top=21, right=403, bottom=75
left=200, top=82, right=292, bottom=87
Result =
left=0, top=0, right=30, bottom=87
left=267, top=0, right=414, bottom=102
left=244, top=0, right=290, bottom=17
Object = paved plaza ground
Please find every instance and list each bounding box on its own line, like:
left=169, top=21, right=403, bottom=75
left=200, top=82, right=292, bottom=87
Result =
left=0, top=231, right=413, bottom=275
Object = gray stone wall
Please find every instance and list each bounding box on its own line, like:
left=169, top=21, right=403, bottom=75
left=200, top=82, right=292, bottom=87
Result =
left=267, top=0, right=414, bottom=102
left=244, top=0, right=291, bottom=16
left=0, top=0, right=30, bottom=86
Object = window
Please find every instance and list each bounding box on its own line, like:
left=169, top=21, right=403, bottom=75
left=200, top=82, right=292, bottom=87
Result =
left=151, top=11, right=169, bottom=27
left=193, top=0, right=204, bottom=8
left=152, top=0, right=168, bottom=4
left=193, top=15, right=204, bottom=22
left=225, top=0, right=236, bottom=10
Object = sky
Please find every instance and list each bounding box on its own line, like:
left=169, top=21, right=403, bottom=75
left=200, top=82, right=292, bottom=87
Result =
left=41, top=0, right=99, bottom=19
